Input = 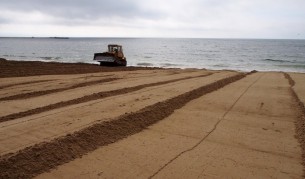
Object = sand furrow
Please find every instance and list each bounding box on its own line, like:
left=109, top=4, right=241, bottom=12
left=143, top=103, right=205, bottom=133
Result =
left=0, top=78, right=119, bottom=101
left=0, top=72, right=229, bottom=155
left=0, top=70, right=206, bottom=117
left=0, top=73, right=246, bottom=178
left=0, top=73, right=212, bottom=123
left=284, top=73, right=305, bottom=175
left=289, top=73, right=305, bottom=105
left=0, top=80, right=54, bottom=90
left=0, top=69, right=164, bottom=99
left=38, top=72, right=304, bottom=179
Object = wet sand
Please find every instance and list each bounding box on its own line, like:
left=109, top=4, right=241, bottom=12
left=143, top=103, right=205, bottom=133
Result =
left=0, top=60, right=305, bottom=178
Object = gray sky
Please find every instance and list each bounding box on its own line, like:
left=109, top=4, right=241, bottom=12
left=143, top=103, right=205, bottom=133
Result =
left=0, top=0, right=304, bottom=39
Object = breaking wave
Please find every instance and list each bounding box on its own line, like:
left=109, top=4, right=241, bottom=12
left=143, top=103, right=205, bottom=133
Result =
left=263, top=59, right=292, bottom=63
left=137, top=62, right=154, bottom=66
left=39, top=57, right=62, bottom=61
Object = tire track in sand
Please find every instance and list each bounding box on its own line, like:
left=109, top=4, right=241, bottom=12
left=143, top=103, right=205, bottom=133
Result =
left=0, top=74, right=212, bottom=123
left=0, top=73, right=249, bottom=179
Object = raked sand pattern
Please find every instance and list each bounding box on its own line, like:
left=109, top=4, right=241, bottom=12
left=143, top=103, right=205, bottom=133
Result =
left=0, top=60, right=305, bottom=178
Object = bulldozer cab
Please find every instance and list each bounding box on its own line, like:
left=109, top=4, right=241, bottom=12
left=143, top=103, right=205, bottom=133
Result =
left=108, top=44, right=122, bottom=53
left=108, top=44, right=124, bottom=59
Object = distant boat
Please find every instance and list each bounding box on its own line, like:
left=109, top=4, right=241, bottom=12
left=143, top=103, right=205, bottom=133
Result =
left=49, top=37, right=69, bottom=39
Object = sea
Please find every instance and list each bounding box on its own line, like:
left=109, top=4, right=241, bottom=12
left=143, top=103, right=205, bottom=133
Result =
left=1, top=37, right=305, bottom=73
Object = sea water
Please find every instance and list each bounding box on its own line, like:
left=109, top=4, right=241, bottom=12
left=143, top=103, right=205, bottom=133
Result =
left=1, top=37, right=305, bottom=72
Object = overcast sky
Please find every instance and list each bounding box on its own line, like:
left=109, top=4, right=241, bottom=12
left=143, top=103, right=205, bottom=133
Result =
left=0, top=0, right=304, bottom=39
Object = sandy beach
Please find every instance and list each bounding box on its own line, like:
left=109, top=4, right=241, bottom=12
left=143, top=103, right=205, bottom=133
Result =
left=0, top=59, right=305, bottom=178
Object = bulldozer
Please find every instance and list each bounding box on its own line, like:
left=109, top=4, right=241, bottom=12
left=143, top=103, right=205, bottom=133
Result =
left=93, top=44, right=127, bottom=66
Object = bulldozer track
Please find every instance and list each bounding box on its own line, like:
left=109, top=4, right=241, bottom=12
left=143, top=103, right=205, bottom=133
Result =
left=0, top=74, right=212, bottom=123
left=0, top=73, right=247, bottom=179
left=0, top=80, right=54, bottom=90
left=0, top=78, right=119, bottom=101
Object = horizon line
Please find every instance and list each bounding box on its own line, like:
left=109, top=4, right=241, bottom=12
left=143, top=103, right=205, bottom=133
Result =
left=0, top=36, right=305, bottom=40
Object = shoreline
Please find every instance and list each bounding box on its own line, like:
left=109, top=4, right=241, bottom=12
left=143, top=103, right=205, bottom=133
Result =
left=0, top=58, right=161, bottom=78
left=1, top=58, right=304, bottom=78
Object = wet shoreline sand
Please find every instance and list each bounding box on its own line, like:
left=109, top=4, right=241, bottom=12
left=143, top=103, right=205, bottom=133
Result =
left=0, top=58, right=159, bottom=78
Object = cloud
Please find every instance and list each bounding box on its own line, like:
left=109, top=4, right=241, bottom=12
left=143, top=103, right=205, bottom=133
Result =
left=0, top=16, right=9, bottom=24
left=0, top=0, right=304, bottom=38
left=0, top=0, right=162, bottom=20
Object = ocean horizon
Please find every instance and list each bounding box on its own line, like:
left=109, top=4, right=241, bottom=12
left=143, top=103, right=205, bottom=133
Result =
left=1, top=37, right=305, bottom=73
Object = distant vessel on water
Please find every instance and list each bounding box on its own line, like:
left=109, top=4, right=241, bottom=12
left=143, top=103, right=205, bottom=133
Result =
left=49, top=37, right=69, bottom=39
